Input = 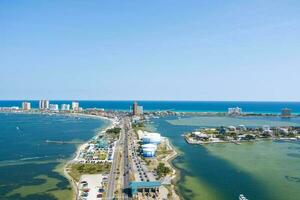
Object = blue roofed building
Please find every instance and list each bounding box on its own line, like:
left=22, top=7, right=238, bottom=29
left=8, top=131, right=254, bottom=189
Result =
left=129, top=181, right=161, bottom=196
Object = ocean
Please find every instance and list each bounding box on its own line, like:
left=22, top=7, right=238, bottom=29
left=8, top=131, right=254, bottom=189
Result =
left=0, top=113, right=109, bottom=200
left=1, top=100, right=300, bottom=113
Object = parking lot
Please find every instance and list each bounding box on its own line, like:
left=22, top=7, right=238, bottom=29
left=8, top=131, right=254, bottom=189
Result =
left=78, top=174, right=106, bottom=200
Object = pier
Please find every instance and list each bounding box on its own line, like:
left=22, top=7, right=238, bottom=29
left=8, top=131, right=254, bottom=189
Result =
left=45, top=140, right=82, bottom=144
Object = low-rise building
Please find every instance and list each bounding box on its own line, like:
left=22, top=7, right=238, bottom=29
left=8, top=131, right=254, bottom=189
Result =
left=228, top=107, right=242, bottom=115
left=72, top=101, right=79, bottom=111
left=49, top=104, right=59, bottom=111
left=61, top=104, right=70, bottom=111
left=281, top=108, right=292, bottom=117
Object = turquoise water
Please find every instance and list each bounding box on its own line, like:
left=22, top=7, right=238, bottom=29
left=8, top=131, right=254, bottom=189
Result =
left=168, top=115, right=300, bottom=127
left=0, top=113, right=109, bottom=200
left=149, top=116, right=300, bottom=200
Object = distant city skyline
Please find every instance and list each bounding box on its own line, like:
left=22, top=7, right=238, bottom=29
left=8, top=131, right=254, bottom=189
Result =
left=1, top=1, right=300, bottom=101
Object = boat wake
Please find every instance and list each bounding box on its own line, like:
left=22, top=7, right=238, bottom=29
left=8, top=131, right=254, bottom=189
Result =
left=239, top=194, right=248, bottom=200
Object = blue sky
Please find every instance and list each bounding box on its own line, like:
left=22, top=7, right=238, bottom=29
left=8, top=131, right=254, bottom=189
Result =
left=1, top=0, right=300, bottom=101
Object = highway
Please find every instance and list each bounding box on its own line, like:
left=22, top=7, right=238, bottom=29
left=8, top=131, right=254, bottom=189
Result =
left=106, top=121, right=122, bottom=200
left=123, top=118, right=131, bottom=200
left=106, top=117, right=132, bottom=200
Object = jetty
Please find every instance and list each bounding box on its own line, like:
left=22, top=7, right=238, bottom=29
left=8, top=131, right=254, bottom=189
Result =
left=45, top=140, right=82, bottom=144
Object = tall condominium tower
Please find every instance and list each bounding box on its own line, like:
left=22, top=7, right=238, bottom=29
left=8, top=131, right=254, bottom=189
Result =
left=39, top=100, right=49, bottom=110
left=132, top=101, right=139, bottom=116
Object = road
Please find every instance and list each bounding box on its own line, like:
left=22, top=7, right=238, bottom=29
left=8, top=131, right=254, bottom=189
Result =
left=106, top=117, right=132, bottom=200
left=106, top=122, right=122, bottom=200
left=123, top=118, right=131, bottom=200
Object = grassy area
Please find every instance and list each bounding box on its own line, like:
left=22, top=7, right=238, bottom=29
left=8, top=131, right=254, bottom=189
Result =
left=68, top=163, right=111, bottom=182
left=132, top=122, right=145, bottom=134
left=95, top=151, right=107, bottom=160
left=132, top=122, right=145, bottom=129
left=155, top=162, right=171, bottom=179
left=106, top=127, right=121, bottom=140
left=156, top=142, right=173, bottom=161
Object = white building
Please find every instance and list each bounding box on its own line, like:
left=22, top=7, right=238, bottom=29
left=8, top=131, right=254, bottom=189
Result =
left=0, top=106, right=20, bottom=111
left=49, top=104, right=59, bottom=111
left=72, top=102, right=79, bottom=111
left=137, top=106, right=143, bottom=115
left=142, top=143, right=157, bottom=157
left=228, top=107, right=242, bottom=115
left=192, top=131, right=210, bottom=140
left=228, top=126, right=237, bottom=131
left=61, top=104, right=70, bottom=111
left=142, top=132, right=161, bottom=144
left=39, top=100, right=49, bottom=110
left=263, top=125, right=271, bottom=131
left=22, top=102, right=31, bottom=110
left=238, top=125, right=247, bottom=131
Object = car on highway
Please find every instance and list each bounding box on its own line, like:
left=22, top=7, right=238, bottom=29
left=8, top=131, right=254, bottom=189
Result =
left=96, top=193, right=103, bottom=198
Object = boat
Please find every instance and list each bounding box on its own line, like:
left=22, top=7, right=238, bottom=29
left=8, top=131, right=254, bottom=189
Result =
left=16, top=126, right=20, bottom=130
left=239, top=194, right=248, bottom=200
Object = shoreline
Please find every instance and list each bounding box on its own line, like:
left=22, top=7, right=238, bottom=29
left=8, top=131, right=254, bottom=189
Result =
left=164, top=137, right=181, bottom=200
left=184, top=134, right=300, bottom=146
left=145, top=122, right=182, bottom=199
left=62, top=113, right=116, bottom=200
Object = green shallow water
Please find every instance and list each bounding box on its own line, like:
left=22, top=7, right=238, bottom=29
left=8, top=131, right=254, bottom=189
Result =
left=205, top=141, right=300, bottom=200
left=0, top=113, right=109, bottom=200
left=149, top=116, right=300, bottom=200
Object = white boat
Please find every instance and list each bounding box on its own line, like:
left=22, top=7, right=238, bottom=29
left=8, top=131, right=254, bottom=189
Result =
left=239, top=194, right=248, bottom=200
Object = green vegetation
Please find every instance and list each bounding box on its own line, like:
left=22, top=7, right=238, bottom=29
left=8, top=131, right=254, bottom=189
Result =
left=244, top=134, right=255, bottom=140
left=95, top=151, right=107, bottom=160
left=287, top=132, right=296, bottom=137
left=155, top=163, right=171, bottom=179
left=132, top=122, right=145, bottom=129
left=69, top=163, right=111, bottom=182
left=202, top=129, right=218, bottom=134
left=106, top=127, right=121, bottom=140
left=216, top=134, right=226, bottom=140
left=156, top=144, right=170, bottom=156
left=145, top=159, right=151, bottom=165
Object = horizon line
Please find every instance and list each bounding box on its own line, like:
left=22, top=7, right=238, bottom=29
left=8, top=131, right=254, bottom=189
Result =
left=0, top=99, right=299, bottom=103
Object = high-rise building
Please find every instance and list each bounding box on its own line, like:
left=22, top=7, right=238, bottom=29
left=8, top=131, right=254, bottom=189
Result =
left=72, top=102, right=79, bottom=111
left=39, top=100, right=49, bottom=110
left=61, top=104, right=70, bottom=111
left=132, top=102, right=143, bottom=116
left=132, top=101, right=138, bottom=116
left=281, top=108, right=292, bottom=117
left=49, top=104, right=59, bottom=111
left=22, top=102, right=31, bottom=110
